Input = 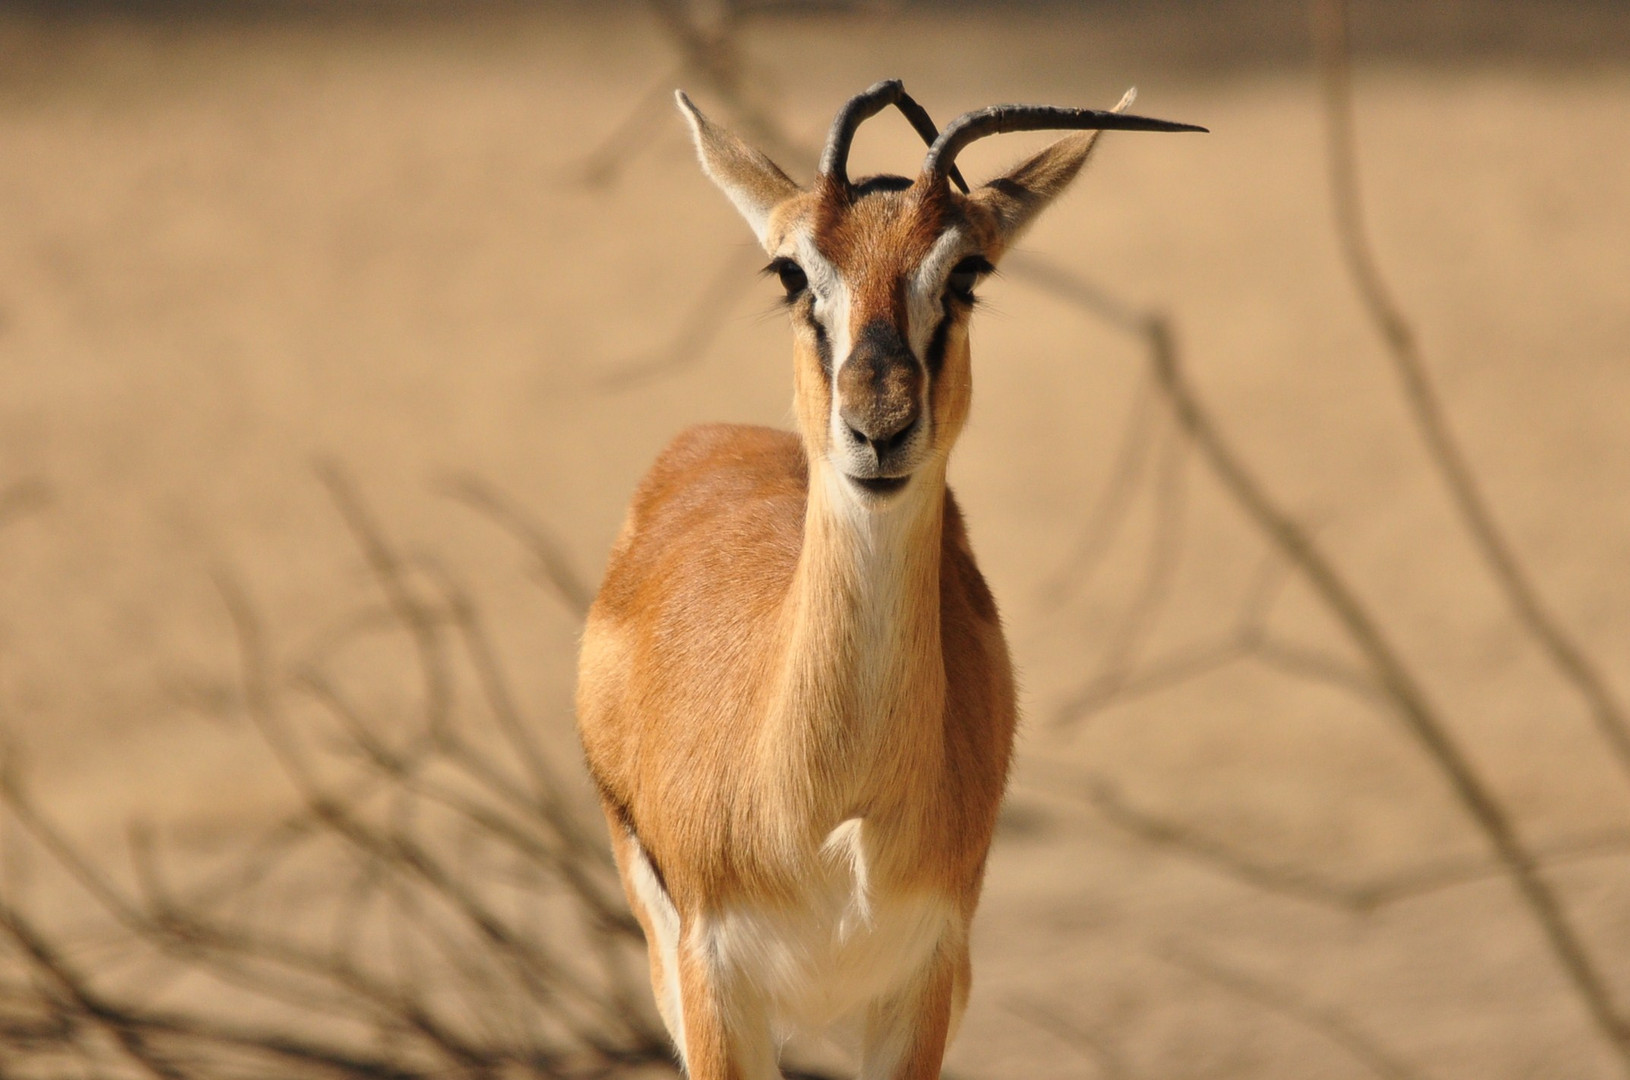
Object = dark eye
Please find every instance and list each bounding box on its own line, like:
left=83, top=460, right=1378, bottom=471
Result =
left=765, top=258, right=807, bottom=301
left=946, top=255, right=992, bottom=303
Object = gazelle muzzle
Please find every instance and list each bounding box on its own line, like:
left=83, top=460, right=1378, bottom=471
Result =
left=837, top=318, right=924, bottom=476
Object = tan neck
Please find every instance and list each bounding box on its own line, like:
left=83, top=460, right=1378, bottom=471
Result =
left=761, top=453, right=950, bottom=835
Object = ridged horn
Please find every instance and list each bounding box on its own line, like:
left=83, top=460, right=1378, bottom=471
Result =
left=923, top=103, right=1206, bottom=186
left=820, top=78, right=970, bottom=194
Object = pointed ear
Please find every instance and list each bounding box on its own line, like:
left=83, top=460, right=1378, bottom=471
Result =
left=967, top=89, right=1134, bottom=250
left=676, top=91, right=801, bottom=250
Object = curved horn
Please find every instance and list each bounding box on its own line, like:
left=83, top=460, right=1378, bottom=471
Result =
left=923, top=104, right=1206, bottom=186
left=820, top=79, right=971, bottom=194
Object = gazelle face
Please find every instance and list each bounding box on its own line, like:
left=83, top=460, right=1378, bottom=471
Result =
left=677, top=82, right=1202, bottom=510
left=763, top=180, right=999, bottom=504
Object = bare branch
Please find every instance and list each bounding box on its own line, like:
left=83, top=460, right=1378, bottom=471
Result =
left=1245, top=634, right=1385, bottom=708
left=1311, top=0, right=1630, bottom=783
left=1003, top=995, right=1141, bottom=1080
left=1052, top=636, right=1247, bottom=728
left=1082, top=776, right=1370, bottom=910
left=574, top=76, right=689, bottom=189
left=642, top=0, right=807, bottom=164
left=439, top=475, right=595, bottom=620
left=0, top=901, right=192, bottom=1080
left=596, top=246, right=765, bottom=390
left=1058, top=771, right=1630, bottom=915
left=1056, top=423, right=1189, bottom=724
left=1162, top=943, right=1429, bottom=1080
left=316, top=462, right=456, bottom=746
left=3, top=769, right=492, bottom=1065
left=1035, top=369, right=1159, bottom=611
left=1018, top=251, right=1630, bottom=1060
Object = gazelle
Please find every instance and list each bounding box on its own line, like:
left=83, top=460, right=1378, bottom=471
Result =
left=577, top=81, right=1202, bottom=1079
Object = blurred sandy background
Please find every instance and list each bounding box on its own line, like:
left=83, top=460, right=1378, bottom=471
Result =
left=0, top=1, right=1628, bottom=1076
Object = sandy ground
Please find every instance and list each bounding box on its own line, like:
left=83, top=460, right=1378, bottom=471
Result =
left=0, top=4, right=1628, bottom=1077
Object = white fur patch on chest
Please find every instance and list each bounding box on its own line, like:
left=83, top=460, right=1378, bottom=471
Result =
left=705, top=818, right=954, bottom=1033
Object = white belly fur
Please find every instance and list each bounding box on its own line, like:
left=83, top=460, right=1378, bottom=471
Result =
left=703, top=818, right=955, bottom=1035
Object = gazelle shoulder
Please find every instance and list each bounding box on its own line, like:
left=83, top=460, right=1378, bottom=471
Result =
left=592, top=424, right=808, bottom=620
left=619, top=423, right=807, bottom=538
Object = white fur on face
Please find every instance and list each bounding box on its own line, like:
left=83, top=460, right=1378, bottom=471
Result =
left=907, top=226, right=971, bottom=358
left=777, top=223, right=977, bottom=502
left=789, top=231, right=849, bottom=360
left=780, top=229, right=870, bottom=487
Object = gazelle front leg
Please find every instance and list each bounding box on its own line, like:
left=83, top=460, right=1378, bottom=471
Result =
left=675, top=922, right=779, bottom=1080
left=859, top=936, right=969, bottom=1080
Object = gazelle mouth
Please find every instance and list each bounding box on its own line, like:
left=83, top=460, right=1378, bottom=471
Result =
left=849, top=474, right=911, bottom=496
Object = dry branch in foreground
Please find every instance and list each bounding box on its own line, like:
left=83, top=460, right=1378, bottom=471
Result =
left=0, top=469, right=677, bottom=1079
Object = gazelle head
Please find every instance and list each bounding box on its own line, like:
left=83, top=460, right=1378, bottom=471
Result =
left=679, top=80, right=1203, bottom=508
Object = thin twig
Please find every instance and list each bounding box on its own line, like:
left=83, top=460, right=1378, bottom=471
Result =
left=300, top=672, right=631, bottom=935
left=1148, top=310, right=1630, bottom=1061
left=1053, top=635, right=1247, bottom=727
left=420, top=557, right=584, bottom=815
left=1162, top=943, right=1428, bottom=1080
left=1060, top=422, right=1190, bottom=721
left=4, top=766, right=490, bottom=1065
left=1035, top=369, right=1159, bottom=612
left=216, top=569, right=648, bottom=1064
left=1082, top=775, right=1371, bottom=909
left=0, top=901, right=191, bottom=1080
left=1070, top=773, right=1630, bottom=913
left=1003, top=995, right=1140, bottom=1080
left=642, top=0, right=808, bottom=164
left=581, top=1, right=827, bottom=387
left=440, top=476, right=595, bottom=619
left=316, top=463, right=455, bottom=746
left=216, top=573, right=655, bottom=1062
left=1052, top=557, right=1383, bottom=728
left=1311, top=0, right=1630, bottom=783
left=1247, top=634, right=1386, bottom=707
left=574, top=76, right=689, bottom=189
left=597, top=246, right=767, bottom=389
left=1018, top=252, right=1630, bottom=1060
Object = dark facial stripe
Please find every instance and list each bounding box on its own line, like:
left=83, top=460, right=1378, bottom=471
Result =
left=792, top=293, right=834, bottom=377
left=810, top=312, right=833, bottom=376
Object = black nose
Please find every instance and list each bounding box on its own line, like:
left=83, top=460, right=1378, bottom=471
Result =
left=844, top=412, right=919, bottom=459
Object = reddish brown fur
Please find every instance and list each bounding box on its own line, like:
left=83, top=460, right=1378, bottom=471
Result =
left=581, top=94, right=1115, bottom=1079
left=581, top=423, right=1011, bottom=910
left=812, top=179, right=957, bottom=320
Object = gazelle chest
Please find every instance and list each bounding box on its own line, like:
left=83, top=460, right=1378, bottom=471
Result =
left=706, top=818, right=955, bottom=1033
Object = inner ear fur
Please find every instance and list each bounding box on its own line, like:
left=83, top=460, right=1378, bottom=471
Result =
left=676, top=91, right=802, bottom=249
left=967, top=129, right=1107, bottom=250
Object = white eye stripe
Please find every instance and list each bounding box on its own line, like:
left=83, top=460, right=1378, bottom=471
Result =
left=782, top=234, right=853, bottom=361
left=901, top=228, right=969, bottom=356
left=781, top=226, right=975, bottom=365
left=788, top=236, right=839, bottom=300
left=912, top=228, right=970, bottom=297
left=773, top=231, right=851, bottom=366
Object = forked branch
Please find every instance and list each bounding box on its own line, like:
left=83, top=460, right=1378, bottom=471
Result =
left=1014, top=258, right=1630, bottom=1065
left=1311, top=0, right=1630, bottom=782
